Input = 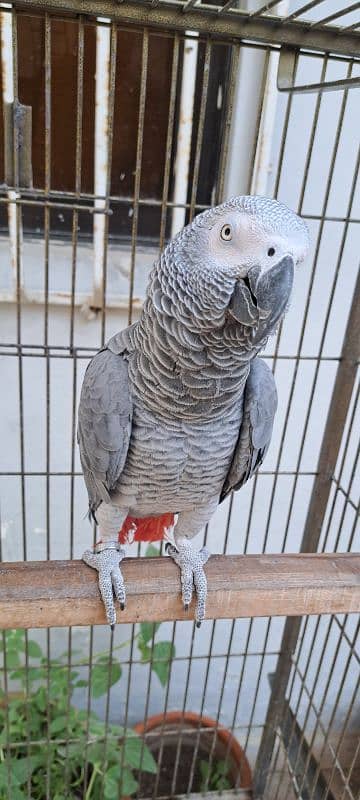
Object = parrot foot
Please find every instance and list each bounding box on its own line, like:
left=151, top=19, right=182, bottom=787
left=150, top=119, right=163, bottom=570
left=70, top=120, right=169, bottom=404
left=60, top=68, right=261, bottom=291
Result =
left=166, top=539, right=210, bottom=626
left=82, top=541, right=126, bottom=627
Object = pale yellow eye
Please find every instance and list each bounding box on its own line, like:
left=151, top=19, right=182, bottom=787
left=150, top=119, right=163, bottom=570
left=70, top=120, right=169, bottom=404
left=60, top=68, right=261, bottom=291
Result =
left=220, top=224, right=232, bottom=241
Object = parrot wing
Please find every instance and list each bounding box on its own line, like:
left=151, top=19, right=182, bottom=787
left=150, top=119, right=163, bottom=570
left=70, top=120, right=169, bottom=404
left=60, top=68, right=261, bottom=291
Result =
left=220, top=357, right=277, bottom=502
left=77, top=348, right=133, bottom=516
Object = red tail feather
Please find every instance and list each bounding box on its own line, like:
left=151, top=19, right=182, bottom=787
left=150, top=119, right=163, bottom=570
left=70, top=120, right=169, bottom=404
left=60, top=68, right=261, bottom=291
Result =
left=118, top=513, right=175, bottom=544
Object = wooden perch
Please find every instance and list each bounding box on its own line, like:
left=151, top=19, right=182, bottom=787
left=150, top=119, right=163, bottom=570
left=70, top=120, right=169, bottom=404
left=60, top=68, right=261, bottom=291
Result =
left=0, top=553, right=359, bottom=629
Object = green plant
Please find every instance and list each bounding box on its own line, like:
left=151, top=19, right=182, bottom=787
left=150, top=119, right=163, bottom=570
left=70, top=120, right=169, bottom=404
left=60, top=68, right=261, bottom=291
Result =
left=0, top=546, right=175, bottom=799
left=199, top=758, right=232, bottom=792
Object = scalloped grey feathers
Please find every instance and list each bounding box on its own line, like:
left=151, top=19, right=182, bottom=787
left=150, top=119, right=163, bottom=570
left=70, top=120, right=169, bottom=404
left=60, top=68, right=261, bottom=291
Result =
left=77, top=196, right=309, bottom=525
left=77, top=349, right=132, bottom=516
left=220, top=358, right=277, bottom=502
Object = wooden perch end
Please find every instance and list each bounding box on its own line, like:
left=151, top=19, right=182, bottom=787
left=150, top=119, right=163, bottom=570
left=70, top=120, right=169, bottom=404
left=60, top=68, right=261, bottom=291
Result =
left=0, top=553, right=359, bottom=629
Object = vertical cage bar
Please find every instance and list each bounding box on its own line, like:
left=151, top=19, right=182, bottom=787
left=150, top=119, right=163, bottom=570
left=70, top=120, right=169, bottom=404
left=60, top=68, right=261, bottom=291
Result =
left=256, top=69, right=353, bottom=788
left=171, top=30, right=198, bottom=236
left=271, top=385, right=360, bottom=800
left=251, top=66, right=354, bottom=774
left=250, top=1, right=290, bottom=195
left=69, top=17, right=84, bottom=350
left=92, top=19, right=111, bottom=312
left=43, top=14, right=52, bottom=800
left=188, top=37, right=211, bottom=221
left=254, top=267, right=360, bottom=798
left=64, top=19, right=84, bottom=793
left=127, top=28, right=149, bottom=325
left=159, top=32, right=180, bottom=251
left=299, top=619, right=360, bottom=799
left=215, top=42, right=240, bottom=204
left=100, top=22, right=117, bottom=345
left=0, top=6, right=23, bottom=301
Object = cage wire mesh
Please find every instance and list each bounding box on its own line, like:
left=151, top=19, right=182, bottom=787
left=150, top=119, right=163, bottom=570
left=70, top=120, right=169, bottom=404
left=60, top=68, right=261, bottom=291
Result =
left=0, top=0, right=359, bottom=798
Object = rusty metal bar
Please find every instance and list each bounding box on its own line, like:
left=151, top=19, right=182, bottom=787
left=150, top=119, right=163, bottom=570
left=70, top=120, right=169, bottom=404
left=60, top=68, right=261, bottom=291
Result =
left=3, top=101, right=33, bottom=186
left=10, top=0, right=360, bottom=58
left=253, top=266, right=360, bottom=799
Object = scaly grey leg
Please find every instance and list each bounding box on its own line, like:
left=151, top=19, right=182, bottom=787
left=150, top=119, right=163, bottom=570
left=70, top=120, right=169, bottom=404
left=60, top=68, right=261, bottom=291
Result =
left=83, top=503, right=128, bottom=628
left=166, top=538, right=210, bottom=626
left=83, top=541, right=126, bottom=628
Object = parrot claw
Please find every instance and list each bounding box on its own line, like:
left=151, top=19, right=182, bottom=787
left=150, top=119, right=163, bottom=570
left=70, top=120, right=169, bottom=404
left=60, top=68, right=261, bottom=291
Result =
left=82, top=542, right=126, bottom=627
left=167, top=540, right=210, bottom=625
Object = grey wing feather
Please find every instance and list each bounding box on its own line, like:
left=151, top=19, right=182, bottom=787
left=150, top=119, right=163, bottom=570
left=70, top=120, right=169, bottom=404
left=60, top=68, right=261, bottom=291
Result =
left=220, top=358, right=277, bottom=502
left=77, top=348, right=133, bottom=516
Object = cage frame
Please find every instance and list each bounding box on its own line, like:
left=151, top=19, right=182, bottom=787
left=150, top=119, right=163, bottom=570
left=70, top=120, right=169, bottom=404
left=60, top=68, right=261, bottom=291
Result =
left=0, top=1, right=359, bottom=799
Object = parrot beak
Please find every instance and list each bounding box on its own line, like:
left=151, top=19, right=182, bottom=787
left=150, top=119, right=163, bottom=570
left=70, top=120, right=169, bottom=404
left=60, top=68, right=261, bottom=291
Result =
left=227, top=266, right=260, bottom=327
left=256, top=254, right=294, bottom=321
left=228, top=256, right=294, bottom=339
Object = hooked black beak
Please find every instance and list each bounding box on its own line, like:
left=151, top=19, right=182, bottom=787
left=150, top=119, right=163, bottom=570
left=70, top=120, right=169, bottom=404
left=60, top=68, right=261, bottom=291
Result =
left=227, top=256, right=294, bottom=336
left=227, top=266, right=260, bottom=327
left=243, top=273, right=258, bottom=309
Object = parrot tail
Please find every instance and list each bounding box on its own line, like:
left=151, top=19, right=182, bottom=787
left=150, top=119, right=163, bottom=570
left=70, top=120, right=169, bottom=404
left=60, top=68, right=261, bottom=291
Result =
left=118, top=513, right=176, bottom=544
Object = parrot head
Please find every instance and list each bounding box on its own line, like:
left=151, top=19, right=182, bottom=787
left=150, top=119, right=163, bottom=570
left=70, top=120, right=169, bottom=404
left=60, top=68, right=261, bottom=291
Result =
left=169, top=195, right=309, bottom=341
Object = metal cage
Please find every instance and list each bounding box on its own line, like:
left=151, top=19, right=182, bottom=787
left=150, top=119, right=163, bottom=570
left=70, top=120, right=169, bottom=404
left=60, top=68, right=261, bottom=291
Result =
left=0, top=1, right=359, bottom=799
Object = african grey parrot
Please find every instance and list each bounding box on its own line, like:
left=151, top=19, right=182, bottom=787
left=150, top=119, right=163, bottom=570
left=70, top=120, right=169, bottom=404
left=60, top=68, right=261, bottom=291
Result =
left=78, top=195, right=309, bottom=627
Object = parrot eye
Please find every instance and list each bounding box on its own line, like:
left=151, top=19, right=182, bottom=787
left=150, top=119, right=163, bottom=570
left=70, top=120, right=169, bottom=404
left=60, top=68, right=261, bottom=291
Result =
left=220, top=224, right=232, bottom=241
left=267, top=247, right=276, bottom=257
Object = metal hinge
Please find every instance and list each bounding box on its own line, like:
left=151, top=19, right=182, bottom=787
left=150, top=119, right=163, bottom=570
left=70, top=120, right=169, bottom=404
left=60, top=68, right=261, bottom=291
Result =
left=277, top=46, right=360, bottom=94
left=4, top=100, right=33, bottom=188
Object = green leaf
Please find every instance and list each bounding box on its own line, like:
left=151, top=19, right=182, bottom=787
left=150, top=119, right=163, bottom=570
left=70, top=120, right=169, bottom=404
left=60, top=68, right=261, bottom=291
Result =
left=27, top=640, right=43, bottom=659
left=91, top=659, right=122, bottom=698
left=151, top=641, right=174, bottom=687
left=123, top=735, right=157, bottom=774
left=215, top=760, right=229, bottom=776
left=0, top=763, right=16, bottom=790
left=74, top=679, right=88, bottom=688
left=5, top=630, right=25, bottom=651
left=49, top=715, right=69, bottom=736
left=6, top=787, right=26, bottom=800
left=9, top=670, right=26, bottom=680
left=103, top=764, right=140, bottom=800
left=104, top=767, right=120, bottom=800
left=145, top=544, right=159, bottom=558
left=200, top=760, right=210, bottom=781
left=138, top=641, right=151, bottom=662
left=62, top=741, right=86, bottom=761
left=108, top=722, right=125, bottom=737
left=11, top=756, right=38, bottom=784
left=5, top=650, right=21, bottom=669
left=139, top=622, right=160, bottom=645
left=119, top=767, right=139, bottom=796
left=34, top=687, right=47, bottom=712
left=84, top=742, right=106, bottom=766
left=28, top=667, right=47, bottom=681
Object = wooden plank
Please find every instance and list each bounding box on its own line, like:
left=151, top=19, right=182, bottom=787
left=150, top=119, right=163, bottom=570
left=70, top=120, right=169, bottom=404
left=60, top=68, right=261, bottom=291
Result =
left=0, top=553, right=359, bottom=629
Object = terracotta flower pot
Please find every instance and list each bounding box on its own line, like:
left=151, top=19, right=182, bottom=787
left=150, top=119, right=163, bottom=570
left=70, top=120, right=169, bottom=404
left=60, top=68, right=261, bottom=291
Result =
left=134, top=711, right=252, bottom=794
